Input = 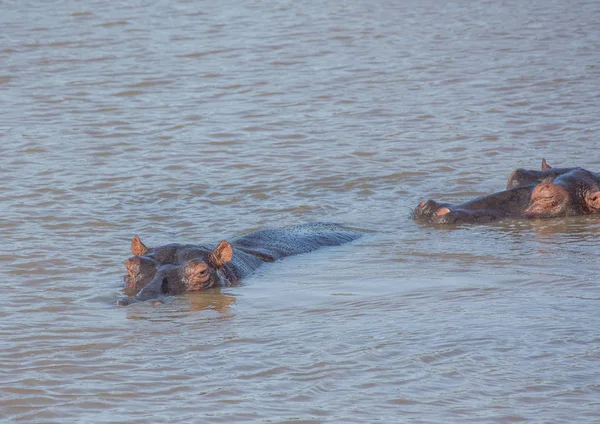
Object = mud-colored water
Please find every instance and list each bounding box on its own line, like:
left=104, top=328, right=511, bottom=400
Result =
left=2, top=0, right=600, bottom=422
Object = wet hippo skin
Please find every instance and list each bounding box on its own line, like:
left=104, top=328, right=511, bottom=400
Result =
left=427, top=185, right=537, bottom=224
left=507, top=159, right=600, bottom=190
left=119, top=223, right=364, bottom=305
left=524, top=168, right=600, bottom=218
left=414, top=160, right=600, bottom=225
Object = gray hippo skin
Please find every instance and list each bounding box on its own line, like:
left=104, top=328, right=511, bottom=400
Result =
left=123, top=238, right=243, bottom=294
left=413, top=160, right=600, bottom=225
left=524, top=168, right=600, bottom=218
left=411, top=159, right=553, bottom=222
left=119, top=223, right=363, bottom=306
left=507, top=160, right=600, bottom=218
left=506, top=159, right=579, bottom=189
left=419, top=185, right=537, bottom=224
left=506, top=159, right=600, bottom=189
left=412, top=199, right=452, bottom=221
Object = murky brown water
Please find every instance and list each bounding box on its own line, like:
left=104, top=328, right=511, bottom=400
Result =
left=2, top=0, right=600, bottom=422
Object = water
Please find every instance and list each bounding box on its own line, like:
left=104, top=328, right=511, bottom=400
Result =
left=2, top=0, right=600, bottom=422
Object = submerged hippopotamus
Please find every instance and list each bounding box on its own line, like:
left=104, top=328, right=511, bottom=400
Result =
left=119, top=222, right=363, bottom=305
left=414, top=160, right=600, bottom=225
left=414, top=184, right=537, bottom=224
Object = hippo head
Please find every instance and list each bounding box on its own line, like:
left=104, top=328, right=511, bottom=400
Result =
left=525, top=182, right=571, bottom=218
left=117, top=240, right=234, bottom=306
left=182, top=241, right=233, bottom=290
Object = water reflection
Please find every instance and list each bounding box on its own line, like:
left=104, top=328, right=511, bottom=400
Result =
left=421, top=215, right=600, bottom=238
left=4, top=0, right=600, bottom=421
left=185, top=290, right=237, bottom=313
left=527, top=215, right=600, bottom=237
left=122, top=288, right=237, bottom=318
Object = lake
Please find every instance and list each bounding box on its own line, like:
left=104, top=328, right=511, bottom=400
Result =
left=2, top=0, right=599, bottom=422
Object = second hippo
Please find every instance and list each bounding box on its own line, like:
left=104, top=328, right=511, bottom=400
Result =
left=414, top=184, right=536, bottom=224
left=414, top=160, right=600, bottom=225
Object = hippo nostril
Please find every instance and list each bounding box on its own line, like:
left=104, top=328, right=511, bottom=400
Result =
left=161, top=277, right=169, bottom=294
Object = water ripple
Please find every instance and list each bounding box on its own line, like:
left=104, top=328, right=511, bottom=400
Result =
left=2, top=0, right=600, bottom=422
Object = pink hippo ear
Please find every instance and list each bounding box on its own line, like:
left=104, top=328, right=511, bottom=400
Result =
left=131, top=235, right=149, bottom=256
left=541, top=158, right=552, bottom=170
left=212, top=240, right=233, bottom=267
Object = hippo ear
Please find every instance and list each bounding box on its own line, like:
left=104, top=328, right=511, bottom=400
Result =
left=541, top=159, right=552, bottom=170
left=131, top=235, right=149, bottom=256
left=212, top=240, right=233, bottom=267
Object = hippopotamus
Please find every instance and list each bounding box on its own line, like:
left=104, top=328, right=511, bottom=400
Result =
left=123, top=237, right=249, bottom=294
left=119, top=223, right=364, bottom=306
left=413, top=184, right=537, bottom=224
left=414, top=160, right=600, bottom=224
left=412, top=159, right=554, bottom=223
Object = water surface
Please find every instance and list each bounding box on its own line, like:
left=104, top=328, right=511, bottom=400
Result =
left=2, top=0, right=600, bottom=422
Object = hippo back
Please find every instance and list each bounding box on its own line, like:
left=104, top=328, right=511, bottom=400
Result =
left=231, top=222, right=363, bottom=262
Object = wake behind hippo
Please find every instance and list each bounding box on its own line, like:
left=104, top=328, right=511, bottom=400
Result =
left=119, top=223, right=364, bottom=306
